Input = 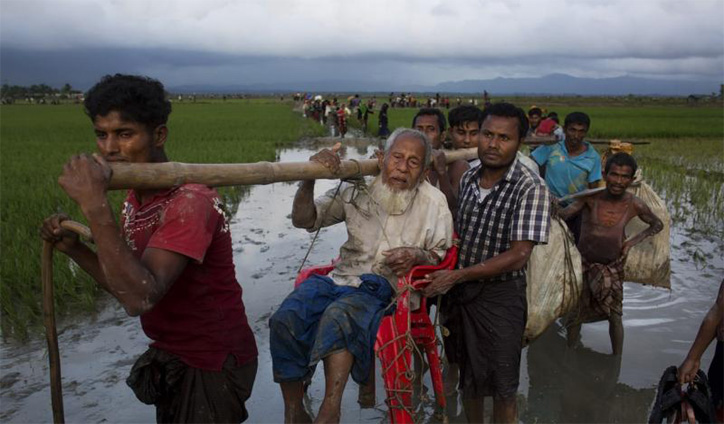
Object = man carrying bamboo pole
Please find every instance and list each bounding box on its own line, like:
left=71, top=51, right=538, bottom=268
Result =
left=531, top=111, right=603, bottom=242
left=413, top=108, right=462, bottom=214
left=269, top=128, right=454, bottom=423
left=40, top=74, right=258, bottom=423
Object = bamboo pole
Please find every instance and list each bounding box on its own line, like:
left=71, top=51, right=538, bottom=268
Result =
left=557, top=187, right=606, bottom=203
left=524, top=137, right=651, bottom=146
left=314, top=137, right=381, bottom=144
left=108, top=148, right=479, bottom=190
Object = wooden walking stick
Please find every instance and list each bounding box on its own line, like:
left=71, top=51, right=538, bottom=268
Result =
left=41, top=221, right=92, bottom=424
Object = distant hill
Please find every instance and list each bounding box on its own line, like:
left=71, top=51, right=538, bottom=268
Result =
left=432, top=73, right=721, bottom=96
left=169, top=73, right=721, bottom=96
left=168, top=80, right=428, bottom=95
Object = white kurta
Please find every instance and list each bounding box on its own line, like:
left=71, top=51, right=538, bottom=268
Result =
left=310, top=176, right=454, bottom=288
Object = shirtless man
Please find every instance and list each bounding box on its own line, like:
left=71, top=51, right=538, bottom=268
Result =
left=412, top=108, right=460, bottom=208
left=448, top=105, right=483, bottom=151
left=412, top=107, right=446, bottom=150
left=431, top=106, right=485, bottom=214
left=559, top=152, right=663, bottom=355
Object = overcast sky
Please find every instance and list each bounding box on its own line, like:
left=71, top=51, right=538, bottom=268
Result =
left=1, top=0, right=722, bottom=89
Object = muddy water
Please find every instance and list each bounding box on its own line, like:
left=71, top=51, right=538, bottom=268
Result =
left=2, top=140, right=722, bottom=423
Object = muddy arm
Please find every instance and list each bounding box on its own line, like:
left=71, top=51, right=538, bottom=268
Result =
left=557, top=199, right=585, bottom=221
left=622, top=197, right=664, bottom=254
left=292, top=146, right=342, bottom=229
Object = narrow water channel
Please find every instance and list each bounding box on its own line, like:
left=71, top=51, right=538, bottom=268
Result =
left=1, top=139, right=722, bottom=423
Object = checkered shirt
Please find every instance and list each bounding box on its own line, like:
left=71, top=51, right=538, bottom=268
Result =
left=456, top=158, right=551, bottom=282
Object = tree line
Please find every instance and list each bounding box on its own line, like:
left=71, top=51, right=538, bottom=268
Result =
left=1, top=83, right=82, bottom=102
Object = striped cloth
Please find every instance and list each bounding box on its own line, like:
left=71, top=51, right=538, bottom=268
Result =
left=456, top=158, right=551, bottom=283
left=584, top=255, right=626, bottom=317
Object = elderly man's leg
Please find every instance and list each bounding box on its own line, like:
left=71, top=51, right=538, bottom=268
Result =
left=493, top=395, right=518, bottom=423
left=270, top=276, right=346, bottom=423
left=309, top=275, right=393, bottom=422
left=280, top=382, right=312, bottom=423
left=316, top=350, right=354, bottom=424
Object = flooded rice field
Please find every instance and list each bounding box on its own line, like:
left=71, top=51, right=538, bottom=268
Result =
left=1, top=139, right=722, bottom=423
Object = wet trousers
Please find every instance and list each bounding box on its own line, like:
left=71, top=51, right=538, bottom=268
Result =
left=269, top=273, right=393, bottom=385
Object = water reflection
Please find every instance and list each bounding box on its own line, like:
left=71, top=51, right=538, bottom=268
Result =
left=638, top=156, right=724, bottom=238
left=524, top=325, right=654, bottom=423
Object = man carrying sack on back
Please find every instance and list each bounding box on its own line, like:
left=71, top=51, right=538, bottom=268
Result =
left=40, top=74, right=258, bottom=423
left=558, top=152, right=663, bottom=355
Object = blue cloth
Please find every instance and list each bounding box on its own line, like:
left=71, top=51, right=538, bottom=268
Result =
left=531, top=140, right=602, bottom=201
left=269, top=274, right=393, bottom=384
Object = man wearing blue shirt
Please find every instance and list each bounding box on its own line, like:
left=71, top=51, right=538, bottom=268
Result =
left=531, top=111, right=602, bottom=242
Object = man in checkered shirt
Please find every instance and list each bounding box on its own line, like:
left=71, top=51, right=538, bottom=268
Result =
left=423, top=102, right=551, bottom=423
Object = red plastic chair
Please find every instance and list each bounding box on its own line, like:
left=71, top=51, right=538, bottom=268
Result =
left=374, top=243, right=458, bottom=423
left=295, top=242, right=458, bottom=424
left=294, top=259, right=339, bottom=288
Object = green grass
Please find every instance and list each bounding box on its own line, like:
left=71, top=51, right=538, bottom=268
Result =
left=0, top=99, right=324, bottom=339
left=380, top=103, right=724, bottom=139
left=634, top=138, right=724, bottom=236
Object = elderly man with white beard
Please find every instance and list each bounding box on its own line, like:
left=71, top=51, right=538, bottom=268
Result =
left=270, top=128, right=454, bottom=424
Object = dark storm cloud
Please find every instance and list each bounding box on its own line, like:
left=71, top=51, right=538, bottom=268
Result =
left=1, top=0, right=722, bottom=90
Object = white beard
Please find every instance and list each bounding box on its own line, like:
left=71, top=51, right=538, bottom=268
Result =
left=370, top=176, right=419, bottom=215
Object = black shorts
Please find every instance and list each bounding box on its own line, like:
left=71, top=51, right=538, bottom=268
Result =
left=443, top=277, right=527, bottom=399
left=127, top=348, right=257, bottom=423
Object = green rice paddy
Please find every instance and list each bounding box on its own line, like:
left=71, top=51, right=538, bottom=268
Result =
left=383, top=101, right=724, bottom=139
left=0, top=99, right=324, bottom=338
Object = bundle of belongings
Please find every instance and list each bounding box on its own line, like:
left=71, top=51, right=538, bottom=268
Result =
left=648, top=365, right=718, bottom=423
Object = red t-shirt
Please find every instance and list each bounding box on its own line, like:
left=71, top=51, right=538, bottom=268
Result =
left=120, top=184, right=258, bottom=371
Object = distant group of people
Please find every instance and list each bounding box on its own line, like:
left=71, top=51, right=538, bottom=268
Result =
left=526, top=106, right=565, bottom=140
left=387, top=91, right=490, bottom=110
left=301, top=94, right=384, bottom=137
left=40, top=73, right=721, bottom=424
